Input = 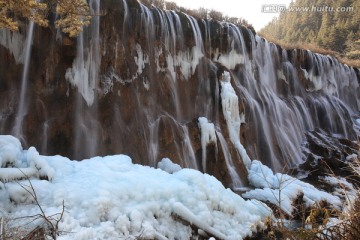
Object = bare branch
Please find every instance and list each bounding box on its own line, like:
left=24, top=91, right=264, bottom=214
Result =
left=13, top=168, right=65, bottom=240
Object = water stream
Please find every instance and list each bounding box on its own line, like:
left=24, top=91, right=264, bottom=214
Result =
left=12, top=21, right=35, bottom=142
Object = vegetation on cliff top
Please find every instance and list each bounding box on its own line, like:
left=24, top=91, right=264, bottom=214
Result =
left=0, top=0, right=255, bottom=37
left=140, top=0, right=255, bottom=31
left=260, top=0, right=360, bottom=67
left=0, top=0, right=91, bottom=37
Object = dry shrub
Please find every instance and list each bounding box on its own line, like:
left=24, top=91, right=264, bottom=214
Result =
left=261, top=153, right=360, bottom=240
left=313, top=192, right=360, bottom=240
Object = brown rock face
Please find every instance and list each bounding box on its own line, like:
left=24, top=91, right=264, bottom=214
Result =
left=298, top=129, right=360, bottom=187
left=0, top=0, right=359, bottom=188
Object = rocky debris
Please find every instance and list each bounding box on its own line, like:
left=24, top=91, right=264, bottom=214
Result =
left=297, top=129, right=359, bottom=188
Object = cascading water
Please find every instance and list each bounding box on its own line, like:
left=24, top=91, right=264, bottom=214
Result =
left=11, top=21, right=35, bottom=141
left=0, top=0, right=359, bottom=189
left=65, top=0, right=101, bottom=159
left=122, top=0, right=129, bottom=40
left=216, top=131, right=243, bottom=188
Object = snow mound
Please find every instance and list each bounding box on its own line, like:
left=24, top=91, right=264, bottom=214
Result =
left=157, top=158, right=182, bottom=174
left=0, top=135, right=22, bottom=167
left=0, top=136, right=54, bottom=182
left=0, top=135, right=271, bottom=240
left=243, top=160, right=342, bottom=216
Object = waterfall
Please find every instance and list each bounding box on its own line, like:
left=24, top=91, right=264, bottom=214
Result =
left=65, top=0, right=101, bottom=107
left=0, top=0, right=359, bottom=189
left=149, top=118, right=160, bottom=166
left=216, top=131, right=243, bottom=188
left=122, top=0, right=129, bottom=40
left=12, top=21, right=35, bottom=141
left=65, top=0, right=101, bottom=159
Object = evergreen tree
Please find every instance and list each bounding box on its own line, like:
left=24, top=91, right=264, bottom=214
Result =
left=260, top=0, right=360, bottom=57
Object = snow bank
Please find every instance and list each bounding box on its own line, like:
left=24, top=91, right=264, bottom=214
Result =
left=243, top=160, right=342, bottom=216
left=0, top=135, right=271, bottom=240
left=0, top=136, right=54, bottom=182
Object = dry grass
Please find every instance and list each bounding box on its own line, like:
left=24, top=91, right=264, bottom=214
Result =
left=338, top=58, right=360, bottom=69
left=259, top=34, right=360, bottom=68
left=263, top=194, right=360, bottom=240
left=261, top=152, right=360, bottom=240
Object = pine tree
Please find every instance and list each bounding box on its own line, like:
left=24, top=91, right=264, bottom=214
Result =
left=260, top=0, right=360, bottom=56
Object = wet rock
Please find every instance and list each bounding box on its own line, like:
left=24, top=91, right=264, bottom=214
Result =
left=298, top=129, right=359, bottom=185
